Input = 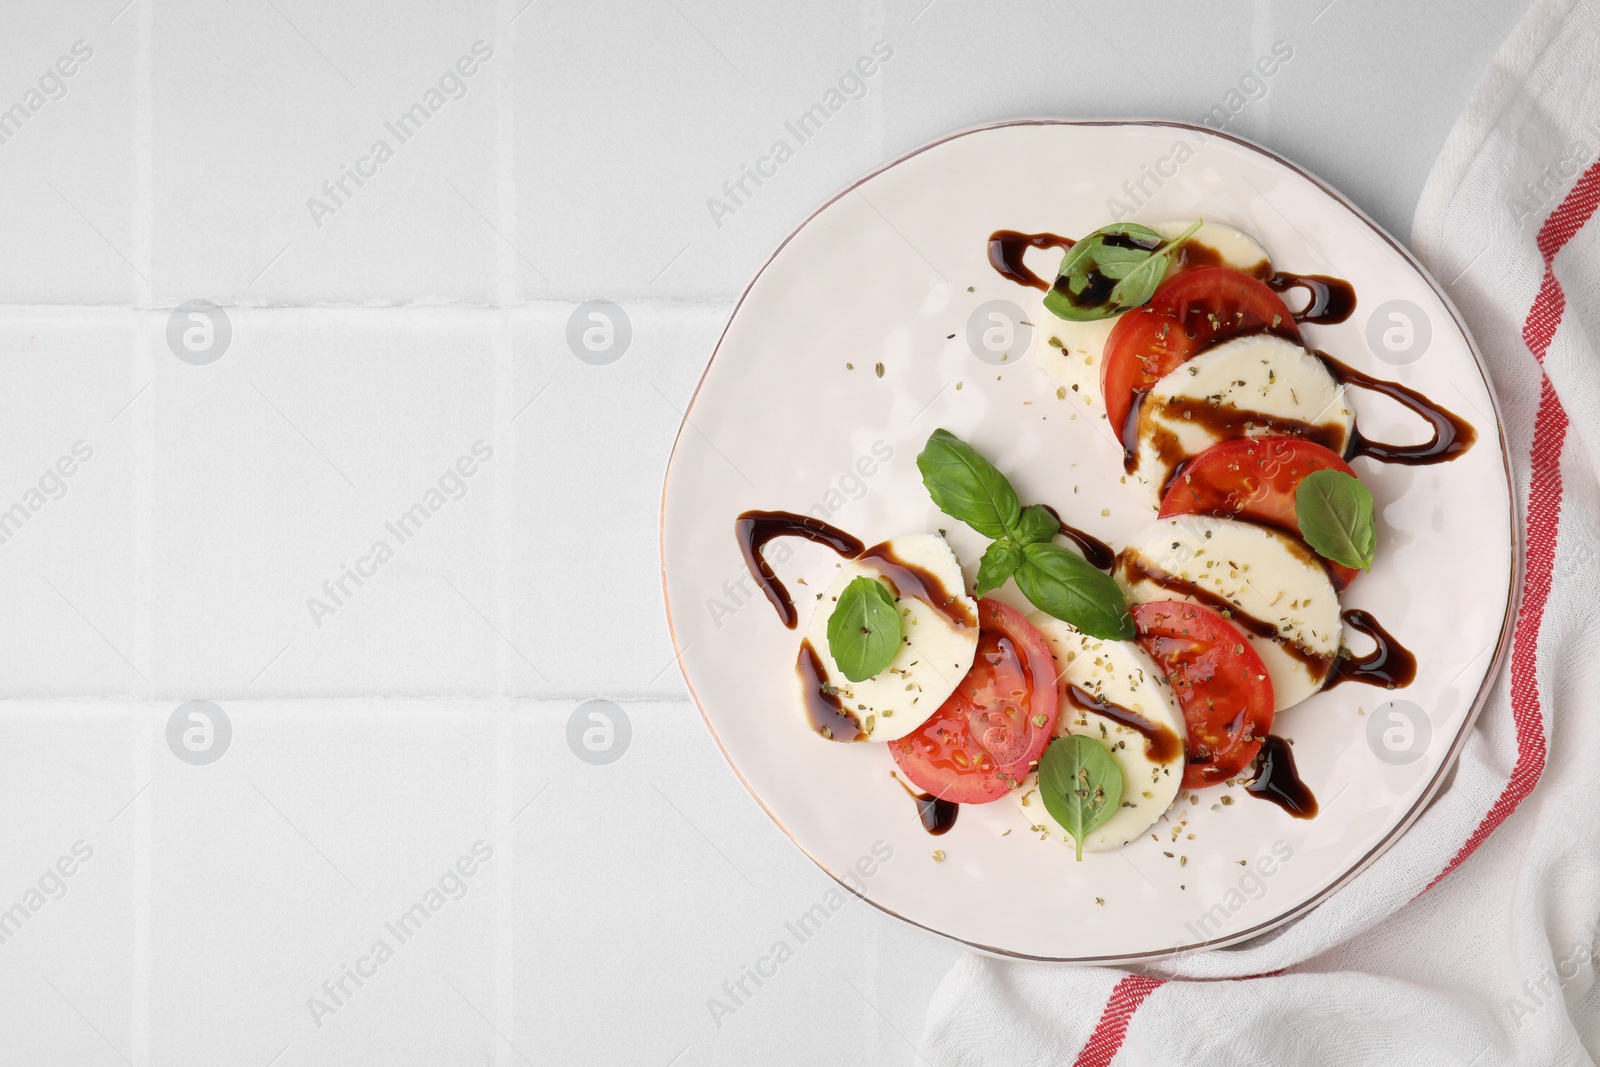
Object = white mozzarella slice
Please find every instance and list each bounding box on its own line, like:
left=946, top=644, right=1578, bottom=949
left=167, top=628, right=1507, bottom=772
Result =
left=1153, top=220, right=1270, bottom=276
left=1032, top=222, right=1272, bottom=419
left=797, top=533, right=978, bottom=742
left=1115, top=515, right=1342, bottom=711
left=1015, top=613, right=1186, bottom=852
left=1032, top=314, right=1116, bottom=414
left=1130, top=334, right=1354, bottom=502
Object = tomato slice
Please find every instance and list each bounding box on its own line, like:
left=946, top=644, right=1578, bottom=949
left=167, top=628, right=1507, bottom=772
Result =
left=1102, top=268, right=1301, bottom=447
left=890, top=598, right=1060, bottom=804
left=1132, top=600, right=1274, bottom=790
left=1158, top=436, right=1362, bottom=588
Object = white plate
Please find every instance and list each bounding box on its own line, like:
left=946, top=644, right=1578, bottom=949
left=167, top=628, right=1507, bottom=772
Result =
left=660, top=121, right=1517, bottom=963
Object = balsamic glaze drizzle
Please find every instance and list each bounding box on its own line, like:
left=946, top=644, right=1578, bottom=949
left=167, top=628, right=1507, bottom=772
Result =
left=735, top=511, right=864, bottom=629
left=859, top=541, right=976, bottom=629
left=1267, top=272, right=1357, bottom=325
left=1038, top=504, right=1116, bottom=570
left=1318, top=352, right=1478, bottom=466
left=986, top=230, right=1074, bottom=291
left=1326, top=610, right=1417, bottom=690
left=797, top=639, right=862, bottom=742
left=893, top=774, right=959, bottom=835
left=1065, top=685, right=1182, bottom=763
left=1245, top=735, right=1318, bottom=818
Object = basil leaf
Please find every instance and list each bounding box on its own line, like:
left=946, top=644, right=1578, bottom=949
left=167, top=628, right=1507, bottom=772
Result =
left=1111, top=219, right=1204, bottom=310
left=1295, top=468, right=1375, bottom=571
left=1082, top=241, right=1156, bottom=281
left=1108, top=243, right=1179, bottom=310
left=1055, top=223, right=1162, bottom=282
left=1044, top=220, right=1203, bottom=322
left=913, top=432, right=1131, bottom=633
left=1045, top=224, right=1162, bottom=322
left=826, top=576, right=903, bottom=682
left=1093, top=257, right=1145, bottom=281
left=1042, top=288, right=1090, bottom=321
left=1038, top=735, right=1124, bottom=861
left=916, top=428, right=1021, bottom=539
left=1014, top=542, right=1135, bottom=640
left=975, top=539, right=1022, bottom=597
left=1011, top=504, right=1061, bottom=547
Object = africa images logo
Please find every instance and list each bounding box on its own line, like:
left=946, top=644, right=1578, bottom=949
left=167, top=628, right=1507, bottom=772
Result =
left=0, top=40, right=94, bottom=147
left=705, top=841, right=893, bottom=1028
left=705, top=42, right=893, bottom=228
left=306, top=842, right=494, bottom=1029
left=305, top=41, right=494, bottom=229
left=306, top=441, right=493, bottom=627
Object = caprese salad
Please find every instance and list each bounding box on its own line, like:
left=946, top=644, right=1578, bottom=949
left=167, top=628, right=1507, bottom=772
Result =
left=735, top=216, right=1470, bottom=862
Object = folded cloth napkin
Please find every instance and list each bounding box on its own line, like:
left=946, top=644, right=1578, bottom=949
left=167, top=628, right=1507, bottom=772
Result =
left=920, top=1, right=1600, bottom=1062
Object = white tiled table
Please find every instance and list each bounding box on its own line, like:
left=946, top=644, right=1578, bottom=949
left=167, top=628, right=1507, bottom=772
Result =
left=0, top=2, right=1531, bottom=1064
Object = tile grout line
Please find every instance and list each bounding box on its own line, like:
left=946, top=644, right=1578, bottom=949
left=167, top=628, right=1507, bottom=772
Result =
left=130, top=316, right=155, bottom=1067
left=132, top=0, right=153, bottom=312
left=493, top=5, right=519, bottom=1063
left=131, top=708, right=153, bottom=1067
left=494, top=0, right=519, bottom=313
left=131, top=0, right=154, bottom=1061
left=490, top=3, right=518, bottom=708
left=495, top=696, right=517, bottom=1067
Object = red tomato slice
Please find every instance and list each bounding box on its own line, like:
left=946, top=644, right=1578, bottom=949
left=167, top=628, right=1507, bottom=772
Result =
left=890, top=598, right=1060, bottom=804
left=1158, top=436, right=1362, bottom=588
left=1132, top=600, right=1274, bottom=790
left=1102, top=268, right=1301, bottom=446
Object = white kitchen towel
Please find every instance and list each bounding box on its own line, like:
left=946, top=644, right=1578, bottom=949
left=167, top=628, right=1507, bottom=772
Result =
left=920, top=0, right=1600, bottom=1063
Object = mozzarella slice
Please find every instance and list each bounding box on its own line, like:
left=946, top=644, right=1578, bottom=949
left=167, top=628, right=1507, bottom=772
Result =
left=1015, top=613, right=1186, bottom=851
left=797, top=533, right=978, bottom=742
left=1116, top=515, right=1342, bottom=711
left=1032, top=315, right=1117, bottom=414
left=1032, top=221, right=1272, bottom=417
left=1130, top=334, right=1354, bottom=502
left=1153, top=219, right=1271, bottom=277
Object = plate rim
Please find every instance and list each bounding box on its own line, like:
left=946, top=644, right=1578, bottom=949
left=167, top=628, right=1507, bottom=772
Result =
left=658, top=118, right=1524, bottom=964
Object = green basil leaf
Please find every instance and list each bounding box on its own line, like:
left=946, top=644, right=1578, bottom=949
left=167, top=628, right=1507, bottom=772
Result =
left=1055, top=223, right=1162, bottom=279
left=1038, top=735, right=1124, bottom=861
left=1042, top=288, right=1097, bottom=321
left=916, top=428, right=1021, bottom=539
left=826, top=576, right=903, bottom=683
left=1014, top=542, right=1134, bottom=640
left=1295, top=468, right=1375, bottom=571
left=1085, top=239, right=1156, bottom=269
left=1093, top=257, right=1144, bottom=281
left=1107, top=248, right=1175, bottom=310
left=974, top=539, right=1022, bottom=597
left=1084, top=246, right=1152, bottom=281
left=1107, top=219, right=1204, bottom=311
left=1044, top=220, right=1202, bottom=322
left=1011, top=504, right=1061, bottom=547
left=1047, top=225, right=1162, bottom=317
